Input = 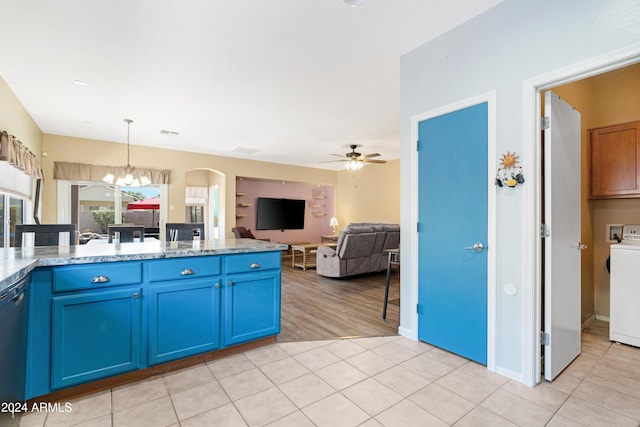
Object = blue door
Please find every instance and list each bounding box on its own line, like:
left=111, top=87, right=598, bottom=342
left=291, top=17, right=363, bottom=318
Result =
left=417, top=102, right=488, bottom=364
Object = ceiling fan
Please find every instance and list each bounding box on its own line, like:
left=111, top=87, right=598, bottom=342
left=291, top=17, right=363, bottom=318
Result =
left=321, top=144, right=387, bottom=170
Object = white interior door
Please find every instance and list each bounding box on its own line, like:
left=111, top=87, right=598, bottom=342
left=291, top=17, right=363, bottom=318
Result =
left=543, top=91, right=582, bottom=381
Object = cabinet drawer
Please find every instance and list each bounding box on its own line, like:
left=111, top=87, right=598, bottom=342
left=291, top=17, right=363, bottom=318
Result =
left=148, top=256, right=220, bottom=282
left=53, top=262, right=143, bottom=292
left=225, top=251, right=281, bottom=274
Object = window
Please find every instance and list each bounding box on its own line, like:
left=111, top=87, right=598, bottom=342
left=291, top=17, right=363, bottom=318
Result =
left=0, top=193, right=25, bottom=248
left=59, top=180, right=166, bottom=242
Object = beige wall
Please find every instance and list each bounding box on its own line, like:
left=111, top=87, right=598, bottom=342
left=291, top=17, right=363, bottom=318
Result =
left=0, top=77, right=43, bottom=162
left=552, top=62, right=640, bottom=321
left=40, top=134, right=401, bottom=235
left=336, top=159, right=400, bottom=228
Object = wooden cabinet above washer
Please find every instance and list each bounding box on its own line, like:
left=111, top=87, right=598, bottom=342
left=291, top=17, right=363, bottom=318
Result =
left=589, top=120, right=640, bottom=199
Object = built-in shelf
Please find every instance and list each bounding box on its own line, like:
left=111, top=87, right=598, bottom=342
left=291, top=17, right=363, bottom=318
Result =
left=310, top=204, right=323, bottom=208
left=313, top=213, right=327, bottom=217
left=236, top=214, right=247, bottom=218
left=313, top=196, right=326, bottom=199
left=238, top=203, right=253, bottom=207
left=236, top=193, right=247, bottom=196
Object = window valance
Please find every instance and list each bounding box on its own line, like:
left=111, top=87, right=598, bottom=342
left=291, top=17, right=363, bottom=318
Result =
left=0, top=130, right=43, bottom=178
left=53, top=161, right=171, bottom=185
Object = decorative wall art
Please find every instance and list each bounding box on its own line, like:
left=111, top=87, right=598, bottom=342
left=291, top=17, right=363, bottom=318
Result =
left=495, top=151, right=524, bottom=188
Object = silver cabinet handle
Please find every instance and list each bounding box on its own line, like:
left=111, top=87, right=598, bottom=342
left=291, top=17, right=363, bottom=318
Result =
left=215, top=283, right=221, bottom=288
left=91, top=275, right=110, bottom=284
left=464, top=242, right=484, bottom=252
left=250, top=263, right=261, bottom=269
left=180, top=268, right=195, bottom=275
left=227, top=280, right=234, bottom=286
left=133, top=293, right=140, bottom=299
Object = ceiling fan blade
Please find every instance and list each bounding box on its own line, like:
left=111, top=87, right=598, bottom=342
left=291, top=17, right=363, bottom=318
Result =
left=363, top=153, right=381, bottom=158
left=330, top=153, right=345, bottom=158
left=361, top=159, right=387, bottom=164
left=319, top=159, right=347, bottom=163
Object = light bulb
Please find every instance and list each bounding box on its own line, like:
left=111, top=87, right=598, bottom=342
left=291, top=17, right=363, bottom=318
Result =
left=102, top=173, right=114, bottom=184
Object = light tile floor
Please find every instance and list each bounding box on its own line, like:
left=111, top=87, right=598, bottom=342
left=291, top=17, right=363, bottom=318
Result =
left=17, top=320, right=640, bottom=427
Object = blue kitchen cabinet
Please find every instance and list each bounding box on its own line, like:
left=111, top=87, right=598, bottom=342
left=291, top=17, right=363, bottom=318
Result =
left=223, top=252, right=281, bottom=346
left=148, top=278, right=221, bottom=365
left=51, top=287, right=142, bottom=389
left=26, top=251, right=282, bottom=399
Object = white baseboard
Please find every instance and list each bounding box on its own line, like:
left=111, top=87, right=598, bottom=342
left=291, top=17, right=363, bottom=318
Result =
left=582, top=315, right=596, bottom=329
left=595, top=314, right=610, bottom=322
left=495, top=365, right=524, bottom=384
left=398, top=326, right=417, bottom=340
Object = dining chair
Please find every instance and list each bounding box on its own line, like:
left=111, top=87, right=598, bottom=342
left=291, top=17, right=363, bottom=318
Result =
left=107, top=225, right=145, bottom=243
left=14, top=224, right=77, bottom=247
left=166, top=223, right=205, bottom=241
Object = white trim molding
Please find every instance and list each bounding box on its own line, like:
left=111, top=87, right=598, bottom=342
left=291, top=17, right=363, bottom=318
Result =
left=522, top=41, right=640, bottom=387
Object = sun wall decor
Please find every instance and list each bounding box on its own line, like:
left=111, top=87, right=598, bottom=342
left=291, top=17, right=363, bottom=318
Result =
left=495, top=151, right=524, bottom=188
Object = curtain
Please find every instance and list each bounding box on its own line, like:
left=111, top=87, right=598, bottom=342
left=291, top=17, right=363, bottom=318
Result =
left=0, top=130, right=43, bottom=178
left=53, top=161, right=171, bottom=184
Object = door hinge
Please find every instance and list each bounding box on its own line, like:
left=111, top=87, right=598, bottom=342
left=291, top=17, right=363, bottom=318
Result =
left=417, top=140, right=421, bottom=151
left=540, top=224, right=551, bottom=238
left=416, top=303, right=421, bottom=314
left=417, top=222, right=422, bottom=233
left=540, top=331, right=550, bottom=346
left=541, top=117, right=550, bottom=130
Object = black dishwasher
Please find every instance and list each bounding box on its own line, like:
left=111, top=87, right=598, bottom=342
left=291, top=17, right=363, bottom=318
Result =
left=0, top=274, right=30, bottom=408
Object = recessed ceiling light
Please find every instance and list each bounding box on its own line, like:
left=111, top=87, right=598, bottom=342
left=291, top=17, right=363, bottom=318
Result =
left=342, top=0, right=366, bottom=6
left=72, top=80, right=87, bottom=86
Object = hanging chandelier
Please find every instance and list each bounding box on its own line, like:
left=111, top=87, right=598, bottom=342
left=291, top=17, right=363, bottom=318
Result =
left=102, top=119, right=151, bottom=187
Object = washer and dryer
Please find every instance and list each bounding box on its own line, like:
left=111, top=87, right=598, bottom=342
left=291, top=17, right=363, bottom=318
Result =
left=610, top=224, right=640, bottom=347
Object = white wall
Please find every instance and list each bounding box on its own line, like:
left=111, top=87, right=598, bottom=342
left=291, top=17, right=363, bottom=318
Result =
left=400, top=0, right=640, bottom=384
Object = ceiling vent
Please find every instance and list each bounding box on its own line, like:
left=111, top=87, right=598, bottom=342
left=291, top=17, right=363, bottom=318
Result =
left=159, top=129, right=179, bottom=136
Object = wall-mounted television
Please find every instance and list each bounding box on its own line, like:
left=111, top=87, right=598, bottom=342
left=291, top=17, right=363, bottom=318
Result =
left=256, top=197, right=305, bottom=230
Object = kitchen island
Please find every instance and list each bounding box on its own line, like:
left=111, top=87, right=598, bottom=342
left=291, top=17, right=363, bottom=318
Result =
left=0, top=239, right=287, bottom=402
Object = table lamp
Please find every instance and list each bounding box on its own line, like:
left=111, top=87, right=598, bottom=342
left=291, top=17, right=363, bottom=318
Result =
left=329, top=217, right=339, bottom=235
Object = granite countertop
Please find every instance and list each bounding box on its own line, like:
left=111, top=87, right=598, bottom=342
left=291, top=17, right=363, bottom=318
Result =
left=0, top=239, right=288, bottom=293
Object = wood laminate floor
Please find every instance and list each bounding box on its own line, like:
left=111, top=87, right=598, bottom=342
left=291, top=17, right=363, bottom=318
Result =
left=278, top=264, right=400, bottom=342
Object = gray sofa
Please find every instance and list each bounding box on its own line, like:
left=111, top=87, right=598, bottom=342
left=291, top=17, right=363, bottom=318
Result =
left=316, top=223, right=400, bottom=278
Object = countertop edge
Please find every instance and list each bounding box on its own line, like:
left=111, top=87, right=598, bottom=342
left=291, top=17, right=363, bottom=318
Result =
left=0, top=240, right=289, bottom=292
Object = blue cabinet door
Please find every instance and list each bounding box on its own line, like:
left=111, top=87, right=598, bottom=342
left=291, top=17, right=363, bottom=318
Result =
left=51, top=287, right=142, bottom=389
left=148, top=278, right=221, bottom=365
left=224, top=271, right=280, bottom=346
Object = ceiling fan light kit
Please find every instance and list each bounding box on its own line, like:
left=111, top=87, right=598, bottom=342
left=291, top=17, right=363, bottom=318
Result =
left=345, top=159, right=364, bottom=170
left=320, top=144, right=387, bottom=170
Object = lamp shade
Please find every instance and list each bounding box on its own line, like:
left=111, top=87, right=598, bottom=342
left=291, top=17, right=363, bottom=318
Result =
left=329, top=217, right=339, bottom=227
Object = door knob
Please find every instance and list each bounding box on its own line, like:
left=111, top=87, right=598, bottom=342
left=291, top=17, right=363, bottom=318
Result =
left=464, top=242, right=484, bottom=252
left=576, top=242, right=588, bottom=251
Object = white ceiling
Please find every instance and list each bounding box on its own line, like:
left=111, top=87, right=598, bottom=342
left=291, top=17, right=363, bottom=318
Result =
left=0, top=0, right=502, bottom=170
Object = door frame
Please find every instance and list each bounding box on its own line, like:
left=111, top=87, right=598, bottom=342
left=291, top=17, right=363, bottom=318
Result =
left=522, top=44, right=640, bottom=387
left=409, top=91, right=497, bottom=373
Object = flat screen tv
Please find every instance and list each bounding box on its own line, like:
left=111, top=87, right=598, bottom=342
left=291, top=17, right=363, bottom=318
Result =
left=256, top=197, right=305, bottom=230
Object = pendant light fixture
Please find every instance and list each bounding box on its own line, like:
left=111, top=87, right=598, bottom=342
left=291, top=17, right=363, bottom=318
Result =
left=102, top=119, right=151, bottom=187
